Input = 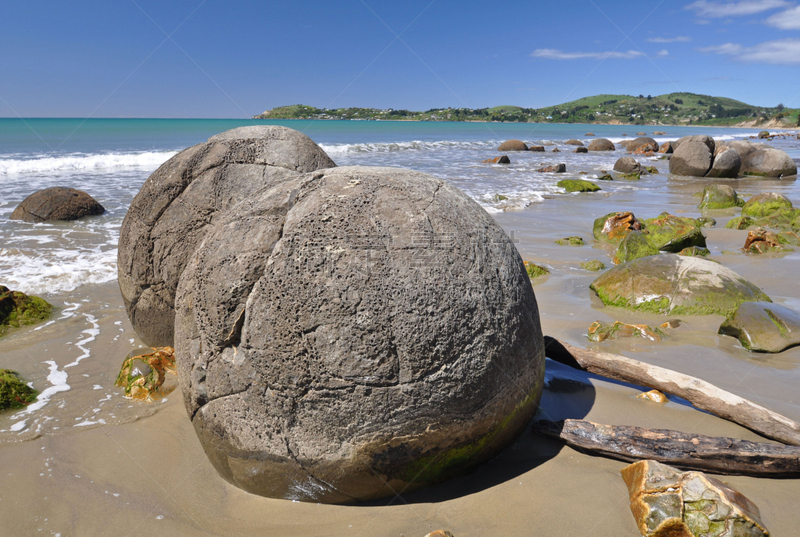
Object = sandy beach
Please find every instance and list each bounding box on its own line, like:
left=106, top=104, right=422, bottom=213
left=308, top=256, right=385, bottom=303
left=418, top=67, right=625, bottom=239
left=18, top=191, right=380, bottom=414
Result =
left=2, top=138, right=800, bottom=535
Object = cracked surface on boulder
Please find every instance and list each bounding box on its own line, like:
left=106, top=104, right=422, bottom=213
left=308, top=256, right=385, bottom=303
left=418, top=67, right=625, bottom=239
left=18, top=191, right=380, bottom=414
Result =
left=117, top=126, right=336, bottom=347
left=174, top=166, right=545, bottom=503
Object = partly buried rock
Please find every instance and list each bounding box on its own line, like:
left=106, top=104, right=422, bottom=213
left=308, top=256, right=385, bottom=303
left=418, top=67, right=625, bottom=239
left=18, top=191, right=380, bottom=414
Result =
left=10, top=187, right=105, bottom=223
left=0, top=285, right=53, bottom=337
left=740, top=148, right=797, bottom=177
left=679, top=246, right=711, bottom=257
left=590, top=254, right=770, bottom=316
left=529, top=145, right=545, bottom=152
left=558, top=179, right=599, bottom=192
left=755, top=208, right=800, bottom=230
left=613, top=230, right=659, bottom=264
left=581, top=260, right=606, bottom=271
left=706, top=147, right=741, bottom=178
left=593, top=212, right=644, bottom=244
left=565, top=139, right=584, bottom=146
left=719, top=301, right=800, bottom=353
left=538, top=163, right=566, bottom=173
left=174, top=166, right=545, bottom=503
left=613, top=157, right=643, bottom=174
left=525, top=260, right=550, bottom=278
left=742, top=228, right=794, bottom=254
left=742, top=192, right=793, bottom=218
left=574, top=146, right=589, bottom=154
left=498, top=139, right=528, bottom=151
left=621, top=460, right=770, bottom=537
left=115, top=347, right=177, bottom=401
left=587, top=320, right=664, bottom=342
left=698, top=184, right=745, bottom=210
left=669, top=135, right=713, bottom=177
left=658, top=141, right=673, bottom=154
left=483, top=155, right=510, bottom=164
left=0, top=369, right=38, bottom=411
left=117, top=125, right=336, bottom=348
left=588, top=138, right=615, bottom=151
left=642, top=213, right=706, bottom=252
left=555, top=236, right=584, bottom=246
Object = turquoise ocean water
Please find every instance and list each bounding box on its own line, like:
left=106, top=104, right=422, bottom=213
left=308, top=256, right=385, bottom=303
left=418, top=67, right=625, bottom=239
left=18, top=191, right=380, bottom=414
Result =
left=0, top=118, right=796, bottom=296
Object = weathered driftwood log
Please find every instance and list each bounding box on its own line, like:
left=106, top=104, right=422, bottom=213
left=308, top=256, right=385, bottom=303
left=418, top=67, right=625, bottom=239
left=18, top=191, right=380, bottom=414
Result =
left=543, top=336, right=800, bottom=446
left=533, top=419, right=800, bottom=477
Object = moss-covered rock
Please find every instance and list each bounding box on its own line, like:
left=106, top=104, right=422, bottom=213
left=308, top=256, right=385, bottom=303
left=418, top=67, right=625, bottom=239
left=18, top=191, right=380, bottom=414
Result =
left=593, top=212, right=644, bottom=244
left=524, top=261, right=549, bottom=279
left=558, top=179, right=600, bottom=192
left=555, top=236, right=585, bottom=246
left=580, top=260, right=606, bottom=271
left=679, top=246, right=711, bottom=257
left=0, top=286, right=53, bottom=337
left=642, top=213, right=706, bottom=252
left=719, top=301, right=800, bottom=353
left=726, top=216, right=755, bottom=230
left=742, top=192, right=793, bottom=218
left=613, top=231, right=659, bottom=264
left=597, top=173, right=613, bottom=181
left=0, top=369, right=38, bottom=411
left=590, top=254, right=770, bottom=316
left=698, top=184, right=745, bottom=210
left=756, top=207, right=800, bottom=230
left=492, top=194, right=508, bottom=202
left=618, top=172, right=641, bottom=180
left=115, top=347, right=177, bottom=401
left=697, top=216, right=716, bottom=228
left=645, top=166, right=659, bottom=174
left=743, top=228, right=793, bottom=254
left=587, top=320, right=665, bottom=342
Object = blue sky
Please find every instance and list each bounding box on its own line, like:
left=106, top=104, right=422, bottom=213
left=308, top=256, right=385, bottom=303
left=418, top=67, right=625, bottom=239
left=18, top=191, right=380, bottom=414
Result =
left=1, top=0, right=800, bottom=118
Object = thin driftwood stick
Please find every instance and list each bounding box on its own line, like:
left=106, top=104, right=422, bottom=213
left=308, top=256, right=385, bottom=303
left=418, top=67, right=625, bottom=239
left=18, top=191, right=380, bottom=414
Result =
left=543, top=336, right=800, bottom=446
left=532, top=419, right=800, bottom=477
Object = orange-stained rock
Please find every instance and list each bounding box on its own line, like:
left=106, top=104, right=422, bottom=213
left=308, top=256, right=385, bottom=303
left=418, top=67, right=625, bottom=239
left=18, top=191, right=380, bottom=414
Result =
left=115, top=347, right=177, bottom=401
left=588, top=320, right=663, bottom=342
left=637, top=389, right=668, bottom=403
left=425, top=531, right=455, bottom=537
left=482, top=155, right=510, bottom=164
left=592, top=211, right=643, bottom=243
left=743, top=228, right=789, bottom=254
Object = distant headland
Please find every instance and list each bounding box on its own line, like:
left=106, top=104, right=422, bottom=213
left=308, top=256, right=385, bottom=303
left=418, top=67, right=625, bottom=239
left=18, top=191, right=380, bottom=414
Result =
left=254, top=92, right=798, bottom=128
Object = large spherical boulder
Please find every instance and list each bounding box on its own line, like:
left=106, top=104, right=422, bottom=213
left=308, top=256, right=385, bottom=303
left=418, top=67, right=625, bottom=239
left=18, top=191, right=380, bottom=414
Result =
left=698, top=184, right=745, bottom=210
left=118, top=125, right=336, bottom=347
left=705, top=147, right=741, bottom=178
left=588, top=138, right=615, bottom=151
left=10, top=187, right=105, bottom=223
left=613, top=157, right=642, bottom=174
left=590, top=254, right=770, bottom=316
left=498, top=139, right=528, bottom=151
left=174, top=166, right=545, bottom=503
left=628, top=136, right=659, bottom=153
left=740, top=148, right=797, bottom=177
left=669, top=137, right=713, bottom=177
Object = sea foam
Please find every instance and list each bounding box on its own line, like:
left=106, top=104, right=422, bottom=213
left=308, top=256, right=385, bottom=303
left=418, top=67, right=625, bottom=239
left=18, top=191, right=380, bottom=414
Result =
left=0, top=151, right=176, bottom=176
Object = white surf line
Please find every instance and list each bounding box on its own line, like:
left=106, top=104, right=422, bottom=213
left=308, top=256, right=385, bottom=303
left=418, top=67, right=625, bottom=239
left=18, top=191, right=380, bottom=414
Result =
left=64, top=310, right=100, bottom=369
left=9, top=361, right=71, bottom=432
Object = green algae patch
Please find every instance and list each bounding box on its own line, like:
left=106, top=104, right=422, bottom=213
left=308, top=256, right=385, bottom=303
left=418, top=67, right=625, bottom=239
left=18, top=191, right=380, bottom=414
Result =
left=742, top=192, right=793, bottom=218
left=558, top=179, right=600, bottom=193
left=587, top=320, right=665, bottom=342
left=618, top=172, right=641, bottom=180
left=697, top=216, right=716, bottom=228
left=698, top=184, right=745, bottom=210
left=756, top=208, right=800, bottom=230
left=580, top=260, right=606, bottom=271
left=590, top=254, right=770, bottom=316
left=597, top=174, right=613, bottom=181
left=524, top=261, right=549, bottom=279
left=0, top=285, right=53, bottom=337
left=0, top=369, right=38, bottom=411
left=678, top=246, right=711, bottom=257
left=642, top=213, right=706, bottom=252
left=645, top=166, right=659, bottom=174
left=614, top=231, right=659, bottom=264
left=555, top=236, right=584, bottom=246
left=492, top=194, right=508, bottom=202
left=726, top=216, right=754, bottom=230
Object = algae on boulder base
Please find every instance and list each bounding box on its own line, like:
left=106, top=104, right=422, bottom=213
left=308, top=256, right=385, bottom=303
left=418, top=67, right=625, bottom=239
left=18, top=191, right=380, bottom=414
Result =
left=115, top=347, right=177, bottom=401
left=0, top=285, right=53, bottom=337
left=613, top=230, right=659, bottom=264
left=590, top=254, right=770, bottom=316
left=555, top=236, right=585, bottom=246
left=719, top=301, right=800, bottom=353
left=742, top=193, right=793, bottom=218
left=642, top=213, right=706, bottom=252
left=0, top=369, right=38, bottom=411
left=698, top=184, right=745, bottom=210
left=524, top=261, right=550, bottom=278
left=558, top=179, right=600, bottom=192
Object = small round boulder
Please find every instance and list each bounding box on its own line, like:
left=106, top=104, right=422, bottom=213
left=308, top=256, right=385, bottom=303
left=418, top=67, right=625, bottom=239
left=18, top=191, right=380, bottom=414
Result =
left=613, top=157, right=642, bottom=174
left=498, top=139, right=528, bottom=151
left=588, top=138, right=615, bottom=151
left=118, top=125, right=336, bottom=347
left=10, top=187, right=105, bottom=223
left=740, top=148, right=797, bottom=177
left=174, top=166, right=545, bottom=503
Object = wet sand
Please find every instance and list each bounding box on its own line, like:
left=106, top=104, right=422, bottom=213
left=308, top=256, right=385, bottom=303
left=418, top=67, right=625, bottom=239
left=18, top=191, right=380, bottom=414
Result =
left=2, top=161, right=800, bottom=535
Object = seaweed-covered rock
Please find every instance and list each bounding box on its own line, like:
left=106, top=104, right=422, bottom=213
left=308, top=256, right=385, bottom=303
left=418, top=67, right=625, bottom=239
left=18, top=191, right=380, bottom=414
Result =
left=10, top=187, right=105, bottom=223
left=613, top=230, right=659, bottom=264
left=580, top=260, right=606, bottom=271
left=525, top=261, right=550, bottom=278
left=593, top=212, right=643, bottom=244
left=597, top=173, right=614, bottom=181
left=555, top=236, right=584, bottom=246
left=719, top=301, right=800, bottom=353
left=498, top=139, right=528, bottom=151
left=698, top=184, right=745, bottom=210
left=705, top=147, right=741, bottom=178
left=115, top=347, right=177, bottom=401
left=669, top=136, right=713, bottom=177
left=741, top=193, right=793, bottom=218
left=742, top=228, right=792, bottom=254
left=588, top=320, right=664, bottom=342
left=642, top=213, right=706, bottom=252
left=726, top=216, right=755, bottom=230
left=621, top=460, right=770, bottom=537
left=587, top=138, right=615, bottom=151
left=557, top=179, right=599, bottom=192
left=174, top=166, right=545, bottom=503
left=0, top=286, right=53, bottom=337
left=756, top=208, right=800, bottom=231
left=0, top=369, right=38, bottom=411
left=679, top=246, right=711, bottom=257
left=613, top=157, right=642, bottom=174
left=740, top=148, right=797, bottom=177
left=117, top=125, right=336, bottom=347
left=619, top=172, right=641, bottom=180
left=590, top=254, right=770, bottom=316
left=697, top=217, right=716, bottom=228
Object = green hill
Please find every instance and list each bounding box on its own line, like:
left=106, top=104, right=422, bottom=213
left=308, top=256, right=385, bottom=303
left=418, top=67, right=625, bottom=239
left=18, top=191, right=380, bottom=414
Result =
left=254, top=93, right=798, bottom=127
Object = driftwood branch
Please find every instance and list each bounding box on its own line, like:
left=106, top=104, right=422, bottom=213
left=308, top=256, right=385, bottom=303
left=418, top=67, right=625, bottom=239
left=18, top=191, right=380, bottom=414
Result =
left=543, top=336, right=800, bottom=446
left=533, top=419, right=800, bottom=477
